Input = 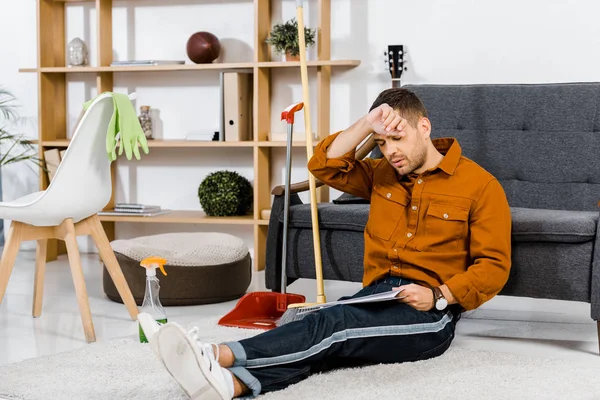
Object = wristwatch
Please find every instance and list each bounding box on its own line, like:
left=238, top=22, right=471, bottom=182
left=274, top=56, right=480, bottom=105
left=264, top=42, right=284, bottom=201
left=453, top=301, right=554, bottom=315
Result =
left=432, top=286, right=448, bottom=311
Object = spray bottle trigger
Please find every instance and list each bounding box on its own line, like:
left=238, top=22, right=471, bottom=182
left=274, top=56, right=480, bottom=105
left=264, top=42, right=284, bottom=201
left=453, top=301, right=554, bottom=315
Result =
left=140, top=256, right=168, bottom=276
left=158, top=264, right=167, bottom=276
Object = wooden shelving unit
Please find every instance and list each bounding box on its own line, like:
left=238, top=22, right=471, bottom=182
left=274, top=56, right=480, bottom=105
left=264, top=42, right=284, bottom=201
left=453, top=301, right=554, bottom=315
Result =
left=30, top=139, right=317, bottom=148
left=19, top=60, right=359, bottom=74
left=23, top=0, right=360, bottom=270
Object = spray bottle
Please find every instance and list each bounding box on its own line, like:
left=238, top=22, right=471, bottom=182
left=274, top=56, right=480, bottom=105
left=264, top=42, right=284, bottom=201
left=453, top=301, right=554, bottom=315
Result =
left=139, top=256, right=168, bottom=343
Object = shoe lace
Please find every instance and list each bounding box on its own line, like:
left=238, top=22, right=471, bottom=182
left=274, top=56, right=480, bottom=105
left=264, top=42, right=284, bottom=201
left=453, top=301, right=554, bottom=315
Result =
left=188, top=327, right=220, bottom=371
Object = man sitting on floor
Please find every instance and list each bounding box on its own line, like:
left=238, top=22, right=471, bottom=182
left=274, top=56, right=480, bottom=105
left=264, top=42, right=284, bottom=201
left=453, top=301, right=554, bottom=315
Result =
left=139, top=87, right=513, bottom=400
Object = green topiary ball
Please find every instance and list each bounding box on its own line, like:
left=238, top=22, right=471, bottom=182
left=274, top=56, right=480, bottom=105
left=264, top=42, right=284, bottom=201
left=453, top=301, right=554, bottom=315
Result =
left=197, top=170, right=253, bottom=216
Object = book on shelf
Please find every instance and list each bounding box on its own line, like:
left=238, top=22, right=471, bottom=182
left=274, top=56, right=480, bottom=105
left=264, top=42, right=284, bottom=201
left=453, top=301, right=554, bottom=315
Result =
left=99, top=203, right=171, bottom=217
left=110, top=60, right=185, bottom=66
left=223, top=71, right=253, bottom=142
left=114, top=203, right=161, bottom=211
left=217, top=71, right=252, bottom=142
left=43, top=149, right=61, bottom=182
left=43, top=148, right=70, bottom=183
left=98, top=208, right=172, bottom=217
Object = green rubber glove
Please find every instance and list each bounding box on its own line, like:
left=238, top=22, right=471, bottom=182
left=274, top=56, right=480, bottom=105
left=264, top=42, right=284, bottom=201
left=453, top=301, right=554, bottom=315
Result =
left=82, top=92, right=149, bottom=161
left=112, top=93, right=149, bottom=161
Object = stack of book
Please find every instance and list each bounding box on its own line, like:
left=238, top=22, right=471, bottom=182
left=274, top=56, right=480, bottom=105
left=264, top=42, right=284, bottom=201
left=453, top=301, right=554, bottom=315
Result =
left=98, top=203, right=171, bottom=217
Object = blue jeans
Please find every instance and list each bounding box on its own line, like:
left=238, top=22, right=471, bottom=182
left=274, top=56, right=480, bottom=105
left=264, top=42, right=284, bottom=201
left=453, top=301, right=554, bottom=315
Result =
left=223, top=276, right=461, bottom=398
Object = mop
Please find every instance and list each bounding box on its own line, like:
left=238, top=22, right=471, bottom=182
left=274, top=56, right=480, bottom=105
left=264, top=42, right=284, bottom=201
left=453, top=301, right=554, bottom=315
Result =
left=217, top=104, right=306, bottom=330
left=276, top=0, right=328, bottom=326
left=220, top=0, right=327, bottom=329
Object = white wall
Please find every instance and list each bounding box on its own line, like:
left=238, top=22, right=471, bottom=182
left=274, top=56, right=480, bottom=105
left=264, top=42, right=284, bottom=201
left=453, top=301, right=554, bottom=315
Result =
left=1, top=0, right=600, bottom=255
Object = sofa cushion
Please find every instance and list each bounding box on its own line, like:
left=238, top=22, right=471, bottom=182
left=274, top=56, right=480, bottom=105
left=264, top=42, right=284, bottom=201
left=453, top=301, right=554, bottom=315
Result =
left=332, top=192, right=369, bottom=205
left=283, top=204, right=598, bottom=244
left=510, top=207, right=597, bottom=243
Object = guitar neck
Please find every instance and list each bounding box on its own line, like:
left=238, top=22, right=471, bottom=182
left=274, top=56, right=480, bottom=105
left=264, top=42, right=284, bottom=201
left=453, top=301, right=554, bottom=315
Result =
left=386, top=45, right=405, bottom=89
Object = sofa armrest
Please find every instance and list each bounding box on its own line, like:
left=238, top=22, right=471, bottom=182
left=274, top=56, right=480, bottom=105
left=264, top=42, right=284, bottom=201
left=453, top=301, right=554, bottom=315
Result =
left=270, top=135, right=377, bottom=196
left=271, top=179, right=325, bottom=196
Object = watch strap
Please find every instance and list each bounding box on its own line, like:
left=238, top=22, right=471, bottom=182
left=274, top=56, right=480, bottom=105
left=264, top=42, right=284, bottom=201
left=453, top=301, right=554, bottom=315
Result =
left=432, top=286, right=444, bottom=302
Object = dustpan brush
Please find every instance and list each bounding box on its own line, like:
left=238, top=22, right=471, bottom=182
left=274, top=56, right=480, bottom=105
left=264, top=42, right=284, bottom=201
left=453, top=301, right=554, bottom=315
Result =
left=276, top=0, right=327, bottom=326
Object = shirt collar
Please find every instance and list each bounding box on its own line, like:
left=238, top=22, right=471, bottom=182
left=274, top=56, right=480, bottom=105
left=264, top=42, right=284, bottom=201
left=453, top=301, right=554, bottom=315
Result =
left=431, top=138, right=461, bottom=176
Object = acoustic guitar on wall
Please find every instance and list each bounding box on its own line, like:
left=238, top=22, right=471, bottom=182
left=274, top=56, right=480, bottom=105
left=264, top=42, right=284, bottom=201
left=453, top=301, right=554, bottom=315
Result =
left=385, top=45, right=406, bottom=88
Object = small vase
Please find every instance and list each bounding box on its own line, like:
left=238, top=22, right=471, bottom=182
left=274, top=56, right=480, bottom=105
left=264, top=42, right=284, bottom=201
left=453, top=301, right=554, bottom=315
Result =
left=285, top=52, right=300, bottom=62
left=138, top=106, right=153, bottom=140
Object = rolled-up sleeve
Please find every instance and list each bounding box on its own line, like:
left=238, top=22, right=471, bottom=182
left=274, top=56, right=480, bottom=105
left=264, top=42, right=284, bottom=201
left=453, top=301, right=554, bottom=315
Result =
left=308, top=131, right=381, bottom=200
left=444, top=178, right=512, bottom=310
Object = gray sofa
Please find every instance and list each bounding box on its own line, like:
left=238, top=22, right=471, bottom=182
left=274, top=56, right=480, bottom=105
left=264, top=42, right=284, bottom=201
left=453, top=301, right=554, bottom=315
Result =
left=265, top=83, right=600, bottom=351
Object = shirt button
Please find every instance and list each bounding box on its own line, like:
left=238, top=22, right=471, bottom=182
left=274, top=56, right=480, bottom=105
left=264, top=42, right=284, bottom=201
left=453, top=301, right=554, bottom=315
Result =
left=393, top=248, right=398, bottom=252
left=443, top=213, right=449, bottom=219
left=406, top=232, right=413, bottom=238
left=393, top=265, right=399, bottom=269
left=417, top=179, right=423, bottom=184
left=386, top=193, right=391, bottom=198
left=411, top=205, right=417, bottom=211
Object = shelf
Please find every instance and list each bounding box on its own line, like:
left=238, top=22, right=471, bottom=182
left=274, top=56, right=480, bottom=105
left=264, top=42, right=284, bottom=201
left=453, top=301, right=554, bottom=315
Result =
left=38, top=139, right=318, bottom=148
left=40, top=139, right=253, bottom=148
left=257, top=60, right=360, bottom=68
left=19, top=60, right=360, bottom=74
left=257, top=141, right=317, bottom=147
left=27, top=0, right=339, bottom=271
left=98, top=210, right=255, bottom=224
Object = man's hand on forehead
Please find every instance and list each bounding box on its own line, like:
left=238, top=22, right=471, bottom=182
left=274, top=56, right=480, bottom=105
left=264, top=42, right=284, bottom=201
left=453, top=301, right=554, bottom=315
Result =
left=366, top=103, right=408, bottom=138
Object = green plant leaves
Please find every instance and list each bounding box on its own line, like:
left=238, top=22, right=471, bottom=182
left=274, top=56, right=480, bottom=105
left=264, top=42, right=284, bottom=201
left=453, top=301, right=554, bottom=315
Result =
left=0, top=87, right=44, bottom=170
left=265, top=18, right=316, bottom=56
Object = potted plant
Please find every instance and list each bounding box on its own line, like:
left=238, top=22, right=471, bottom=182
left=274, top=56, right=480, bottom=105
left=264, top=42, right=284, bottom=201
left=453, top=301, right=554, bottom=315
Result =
left=265, top=18, right=316, bottom=61
left=0, top=87, right=44, bottom=244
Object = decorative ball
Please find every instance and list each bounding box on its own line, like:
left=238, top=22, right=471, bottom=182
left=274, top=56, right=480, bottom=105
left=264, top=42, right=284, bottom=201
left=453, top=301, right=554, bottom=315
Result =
left=198, top=171, right=253, bottom=217
left=186, top=31, right=221, bottom=64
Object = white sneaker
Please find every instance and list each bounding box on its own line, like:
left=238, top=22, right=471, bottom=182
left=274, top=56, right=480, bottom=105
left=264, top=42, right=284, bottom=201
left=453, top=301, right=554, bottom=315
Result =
left=155, top=322, right=234, bottom=400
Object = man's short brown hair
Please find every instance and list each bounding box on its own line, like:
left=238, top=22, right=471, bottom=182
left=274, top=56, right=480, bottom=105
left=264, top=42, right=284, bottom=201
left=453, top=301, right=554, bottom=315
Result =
left=369, top=88, right=428, bottom=128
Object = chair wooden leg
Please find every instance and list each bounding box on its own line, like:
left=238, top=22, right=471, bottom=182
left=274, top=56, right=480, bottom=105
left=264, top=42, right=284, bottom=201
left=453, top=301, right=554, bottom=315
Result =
left=59, top=218, right=96, bottom=343
left=0, top=222, right=24, bottom=306
left=32, top=239, right=48, bottom=317
left=85, top=215, right=138, bottom=320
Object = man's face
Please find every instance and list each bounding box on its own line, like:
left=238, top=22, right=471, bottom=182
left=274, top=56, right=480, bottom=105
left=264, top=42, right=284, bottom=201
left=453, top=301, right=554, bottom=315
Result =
left=373, top=117, right=430, bottom=176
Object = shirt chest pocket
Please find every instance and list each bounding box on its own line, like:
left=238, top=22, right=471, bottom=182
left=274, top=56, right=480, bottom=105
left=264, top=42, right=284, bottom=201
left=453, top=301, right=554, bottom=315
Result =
left=366, top=184, right=410, bottom=241
left=418, top=203, right=470, bottom=252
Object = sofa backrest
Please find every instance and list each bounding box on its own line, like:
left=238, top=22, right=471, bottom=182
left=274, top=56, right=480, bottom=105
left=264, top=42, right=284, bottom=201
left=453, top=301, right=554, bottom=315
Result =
left=398, top=83, right=600, bottom=212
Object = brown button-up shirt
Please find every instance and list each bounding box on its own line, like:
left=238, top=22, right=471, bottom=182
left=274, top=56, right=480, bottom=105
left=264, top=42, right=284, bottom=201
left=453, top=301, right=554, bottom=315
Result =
left=307, top=132, right=512, bottom=310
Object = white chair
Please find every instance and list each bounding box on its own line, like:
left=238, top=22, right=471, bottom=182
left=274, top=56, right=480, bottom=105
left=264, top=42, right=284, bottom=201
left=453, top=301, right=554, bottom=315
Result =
left=0, top=92, right=139, bottom=342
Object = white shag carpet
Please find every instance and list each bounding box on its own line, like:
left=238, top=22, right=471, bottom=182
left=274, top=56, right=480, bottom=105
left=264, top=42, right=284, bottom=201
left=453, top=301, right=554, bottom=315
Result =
left=1, top=318, right=600, bottom=400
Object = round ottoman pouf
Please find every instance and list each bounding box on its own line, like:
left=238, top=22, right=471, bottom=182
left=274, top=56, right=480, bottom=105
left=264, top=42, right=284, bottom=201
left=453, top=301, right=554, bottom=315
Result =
left=102, top=232, right=252, bottom=306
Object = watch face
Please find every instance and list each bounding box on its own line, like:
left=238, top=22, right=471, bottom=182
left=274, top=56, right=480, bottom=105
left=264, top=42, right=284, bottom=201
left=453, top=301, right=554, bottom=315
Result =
left=436, top=298, right=448, bottom=310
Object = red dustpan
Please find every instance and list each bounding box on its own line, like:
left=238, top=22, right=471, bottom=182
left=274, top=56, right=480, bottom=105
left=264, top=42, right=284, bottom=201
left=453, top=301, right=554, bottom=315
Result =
left=218, top=102, right=307, bottom=330
left=218, top=291, right=306, bottom=330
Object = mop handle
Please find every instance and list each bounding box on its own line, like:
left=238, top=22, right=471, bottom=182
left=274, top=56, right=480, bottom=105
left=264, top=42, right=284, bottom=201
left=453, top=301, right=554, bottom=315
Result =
left=296, top=0, right=326, bottom=304
left=280, top=102, right=304, bottom=295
